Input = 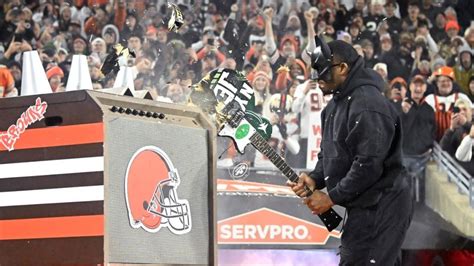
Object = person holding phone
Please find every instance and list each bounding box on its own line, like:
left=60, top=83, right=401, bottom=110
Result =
left=453, top=123, right=474, bottom=176
left=440, top=98, right=473, bottom=175
left=195, top=28, right=226, bottom=66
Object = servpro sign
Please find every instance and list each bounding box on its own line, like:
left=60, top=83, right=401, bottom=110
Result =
left=218, top=208, right=340, bottom=245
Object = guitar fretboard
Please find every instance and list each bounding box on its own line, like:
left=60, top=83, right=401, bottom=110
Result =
left=249, top=132, right=299, bottom=182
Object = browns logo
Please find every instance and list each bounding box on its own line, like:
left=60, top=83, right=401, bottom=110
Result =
left=125, top=146, right=191, bottom=235
left=0, top=97, right=48, bottom=151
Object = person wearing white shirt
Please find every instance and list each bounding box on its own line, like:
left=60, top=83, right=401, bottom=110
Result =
left=291, top=79, right=331, bottom=168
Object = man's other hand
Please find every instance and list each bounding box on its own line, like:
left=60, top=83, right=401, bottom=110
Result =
left=303, top=190, right=335, bottom=215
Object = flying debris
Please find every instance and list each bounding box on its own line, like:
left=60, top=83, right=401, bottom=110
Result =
left=166, top=3, right=184, bottom=32
left=100, top=43, right=136, bottom=77
left=188, top=69, right=261, bottom=130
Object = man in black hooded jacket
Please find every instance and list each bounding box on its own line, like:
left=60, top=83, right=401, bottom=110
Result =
left=289, top=40, right=413, bottom=265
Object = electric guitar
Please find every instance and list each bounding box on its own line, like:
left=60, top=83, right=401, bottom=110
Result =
left=217, top=103, right=342, bottom=232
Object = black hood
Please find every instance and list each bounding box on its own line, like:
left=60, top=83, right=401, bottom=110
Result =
left=333, top=56, right=386, bottom=101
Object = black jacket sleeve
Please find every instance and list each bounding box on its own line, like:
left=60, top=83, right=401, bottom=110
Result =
left=328, top=110, right=395, bottom=205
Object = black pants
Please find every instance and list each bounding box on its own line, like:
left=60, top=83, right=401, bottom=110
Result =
left=339, top=184, right=413, bottom=266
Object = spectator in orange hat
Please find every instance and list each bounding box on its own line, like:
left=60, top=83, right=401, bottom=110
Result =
left=0, top=65, right=17, bottom=97
left=439, top=20, right=463, bottom=61
left=445, top=20, right=460, bottom=37
left=46, top=66, right=64, bottom=92
left=424, top=66, right=472, bottom=140
left=280, top=35, right=299, bottom=58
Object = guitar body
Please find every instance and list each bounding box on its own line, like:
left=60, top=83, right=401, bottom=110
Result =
left=218, top=111, right=272, bottom=154
left=218, top=118, right=255, bottom=154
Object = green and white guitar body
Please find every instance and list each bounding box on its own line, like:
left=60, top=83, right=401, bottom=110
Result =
left=218, top=110, right=272, bottom=154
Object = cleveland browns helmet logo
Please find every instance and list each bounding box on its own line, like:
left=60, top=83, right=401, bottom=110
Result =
left=125, top=146, right=191, bottom=234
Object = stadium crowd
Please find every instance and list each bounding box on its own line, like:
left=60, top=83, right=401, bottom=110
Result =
left=0, top=0, right=473, bottom=175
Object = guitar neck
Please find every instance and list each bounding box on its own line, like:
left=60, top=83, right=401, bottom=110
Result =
left=249, top=132, right=299, bottom=183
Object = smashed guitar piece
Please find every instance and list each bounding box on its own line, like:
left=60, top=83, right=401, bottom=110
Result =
left=100, top=43, right=136, bottom=77
left=166, top=3, right=184, bottom=33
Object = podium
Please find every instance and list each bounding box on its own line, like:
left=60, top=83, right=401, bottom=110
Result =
left=0, top=91, right=217, bottom=265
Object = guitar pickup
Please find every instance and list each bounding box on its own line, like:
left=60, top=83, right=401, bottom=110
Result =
left=228, top=109, right=245, bottom=128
